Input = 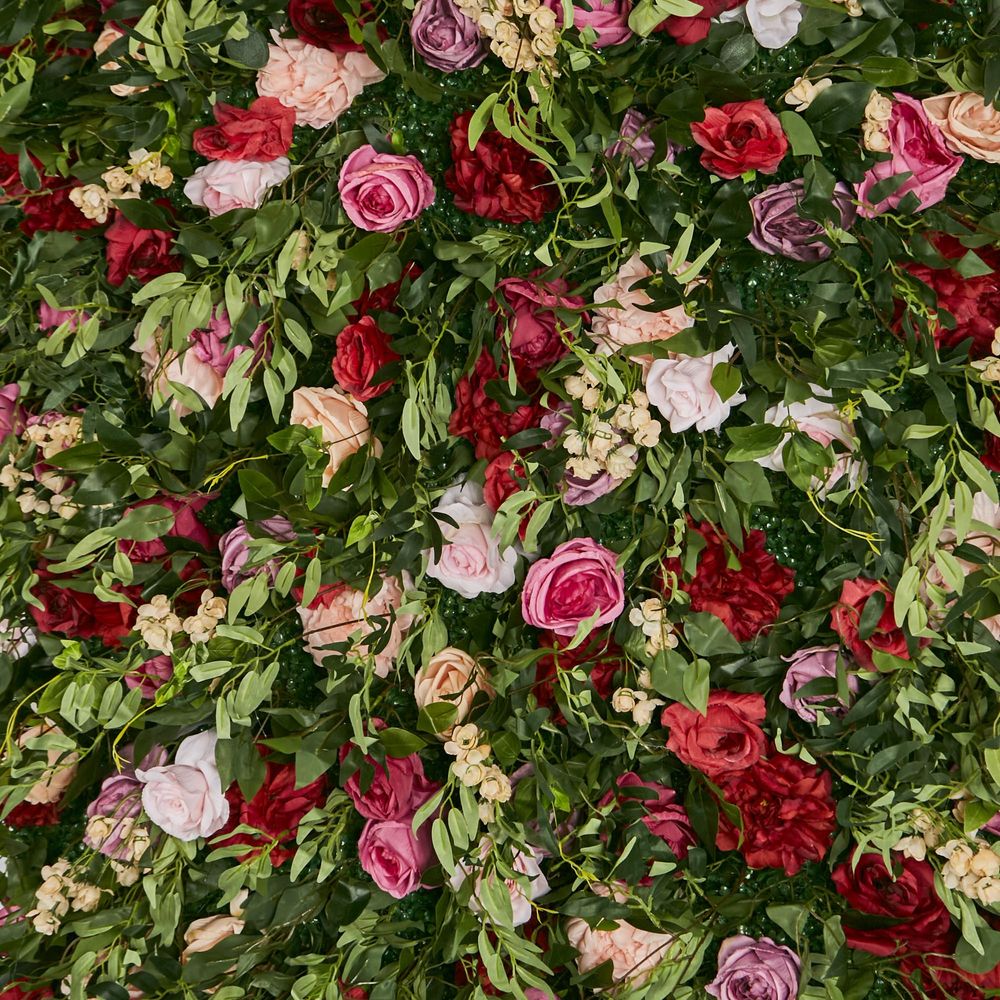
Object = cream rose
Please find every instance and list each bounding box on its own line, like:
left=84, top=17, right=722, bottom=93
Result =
left=923, top=91, right=1000, bottom=163
left=290, top=386, right=373, bottom=486
left=17, top=722, right=78, bottom=806
left=180, top=914, right=245, bottom=963
left=415, top=647, right=494, bottom=737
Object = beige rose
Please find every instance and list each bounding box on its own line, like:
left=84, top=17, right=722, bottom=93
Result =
left=94, top=25, right=149, bottom=97
left=17, top=722, right=78, bottom=805
left=180, top=914, right=245, bottom=963
left=290, top=386, right=373, bottom=486
left=924, top=92, right=1000, bottom=163
left=415, top=647, right=494, bottom=737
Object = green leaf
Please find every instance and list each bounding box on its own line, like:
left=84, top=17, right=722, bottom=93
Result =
left=725, top=424, right=784, bottom=462
left=778, top=111, right=822, bottom=157
left=710, top=362, right=742, bottom=403
left=379, top=728, right=426, bottom=758
left=683, top=612, right=743, bottom=658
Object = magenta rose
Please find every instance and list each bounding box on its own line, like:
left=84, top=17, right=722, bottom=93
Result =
left=856, top=93, right=963, bottom=217
left=338, top=144, right=436, bottom=232
left=495, top=275, right=585, bottom=376
left=341, top=749, right=440, bottom=821
left=358, top=817, right=434, bottom=898
left=410, top=0, right=486, bottom=72
left=544, top=0, right=633, bottom=48
left=125, top=655, right=174, bottom=699
left=0, top=384, right=22, bottom=440
left=522, top=538, right=626, bottom=637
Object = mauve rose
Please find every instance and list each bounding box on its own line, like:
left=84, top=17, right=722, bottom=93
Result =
left=780, top=645, right=859, bottom=722
left=749, top=179, right=855, bottom=261
left=521, top=537, right=625, bottom=637
left=218, top=516, right=296, bottom=591
left=544, top=0, right=634, bottom=48
left=645, top=344, right=745, bottom=433
left=984, top=812, right=1000, bottom=836
left=342, top=748, right=438, bottom=821
left=338, top=145, right=436, bottom=232
left=358, top=817, right=433, bottom=898
left=495, top=275, right=584, bottom=376
left=606, top=109, right=659, bottom=167
left=924, top=91, right=1000, bottom=163
left=290, top=385, right=372, bottom=486
left=410, top=0, right=486, bottom=72
left=707, top=936, right=801, bottom=1000
left=856, top=93, right=963, bottom=217
left=125, top=655, right=174, bottom=699
left=0, top=384, right=21, bottom=439
left=563, top=467, right=621, bottom=506
left=184, top=157, right=291, bottom=216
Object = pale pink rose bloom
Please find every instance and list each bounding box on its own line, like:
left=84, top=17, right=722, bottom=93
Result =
left=645, top=344, right=745, bottom=433
left=256, top=32, right=385, bottom=129
left=180, top=914, right=244, bottom=963
left=297, top=573, right=413, bottom=677
left=17, top=722, right=78, bottom=806
left=424, top=483, right=518, bottom=599
left=135, top=730, right=229, bottom=842
left=132, top=329, right=224, bottom=416
left=184, top=157, right=291, bottom=216
left=414, top=646, right=494, bottom=737
left=449, top=838, right=550, bottom=927
left=565, top=883, right=677, bottom=986
left=290, top=385, right=373, bottom=486
left=94, top=25, right=149, bottom=96
left=591, top=253, right=694, bottom=356
left=923, top=92, right=1000, bottom=163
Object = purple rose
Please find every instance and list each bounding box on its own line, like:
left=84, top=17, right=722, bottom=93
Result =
left=544, top=0, right=634, bottom=48
left=125, top=655, right=174, bottom=699
left=856, top=93, right=963, bottom=218
left=563, top=468, right=620, bottom=506
left=338, top=145, right=436, bottom=232
left=0, top=384, right=22, bottom=440
left=218, top=516, right=296, bottom=591
left=707, top=936, right=801, bottom=1000
left=606, top=109, right=658, bottom=167
left=358, top=817, right=434, bottom=898
left=749, top=179, right=855, bottom=262
left=410, top=0, right=486, bottom=72
left=780, top=645, right=859, bottom=722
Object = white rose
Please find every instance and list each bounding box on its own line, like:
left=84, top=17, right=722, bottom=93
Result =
left=644, top=345, right=745, bottom=433
left=745, top=0, right=803, bottom=49
left=449, top=839, right=550, bottom=927
left=135, top=730, right=229, bottom=841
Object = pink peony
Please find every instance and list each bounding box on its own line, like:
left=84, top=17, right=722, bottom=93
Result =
left=184, top=157, right=290, bottom=216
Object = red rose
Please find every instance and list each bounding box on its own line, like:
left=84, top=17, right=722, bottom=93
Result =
left=654, top=0, right=742, bottom=44
left=985, top=430, right=1000, bottom=473
left=716, top=753, right=837, bottom=875
left=28, top=566, right=138, bottom=647
left=690, top=99, right=789, bottom=179
left=192, top=97, right=296, bottom=162
left=900, top=954, right=1000, bottom=1000
left=105, top=212, right=181, bottom=287
left=831, top=853, right=953, bottom=957
left=445, top=111, right=558, bottom=225
left=340, top=745, right=439, bottom=822
left=830, top=577, right=917, bottom=669
left=533, top=630, right=621, bottom=724
left=495, top=275, right=585, bottom=378
left=116, top=494, right=215, bottom=562
left=661, top=521, right=795, bottom=642
left=902, top=234, right=1000, bottom=358
left=352, top=262, right=422, bottom=315
left=288, top=0, right=376, bottom=51
left=0, top=150, right=30, bottom=200
left=449, top=350, right=542, bottom=460
left=219, top=757, right=327, bottom=866
left=331, top=316, right=400, bottom=401
left=0, top=984, right=54, bottom=1000
left=20, top=183, right=99, bottom=237
left=661, top=690, right=767, bottom=780
left=484, top=452, right=524, bottom=512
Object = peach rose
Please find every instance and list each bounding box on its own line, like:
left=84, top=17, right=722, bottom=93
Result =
left=94, top=25, right=149, bottom=97
left=290, top=386, right=373, bottom=486
left=17, top=722, right=78, bottom=806
left=180, top=914, right=244, bottom=963
left=923, top=92, right=1000, bottom=163
left=256, top=32, right=385, bottom=129
left=414, top=647, right=494, bottom=737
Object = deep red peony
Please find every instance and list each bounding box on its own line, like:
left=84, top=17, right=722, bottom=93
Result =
left=533, top=630, right=621, bottom=724
left=900, top=953, right=1000, bottom=1000
left=661, top=690, right=767, bottom=780
left=351, top=262, right=423, bottom=316
left=445, top=111, right=558, bottom=225
left=483, top=452, right=525, bottom=512
left=331, top=316, right=400, bottom=402
left=716, top=752, right=837, bottom=875
left=29, top=566, right=138, bottom=647
left=288, top=0, right=376, bottom=51
left=449, top=350, right=542, bottom=460
left=830, top=577, right=915, bottom=669
left=690, top=100, right=789, bottom=180
left=105, top=212, right=181, bottom=287
left=4, top=800, right=61, bottom=827
left=219, top=759, right=327, bottom=866
left=192, top=97, right=296, bottom=162
left=20, top=183, right=99, bottom=237
left=654, top=0, right=742, bottom=44
left=661, top=521, right=795, bottom=641
left=832, top=853, right=953, bottom=956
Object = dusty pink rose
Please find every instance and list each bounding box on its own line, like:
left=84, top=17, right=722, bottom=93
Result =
left=780, top=645, right=859, bottom=722
left=358, top=817, right=434, bottom=898
left=521, top=537, right=625, bottom=637
left=290, top=385, right=373, bottom=485
left=856, top=93, right=963, bottom=217
left=218, top=516, right=296, bottom=591
left=343, top=750, right=439, bottom=821
left=544, top=0, right=634, bottom=47
left=184, top=157, right=291, bottom=216
left=414, top=646, right=494, bottom=736
left=296, top=574, right=413, bottom=677
left=256, top=32, right=385, bottom=129
left=0, top=384, right=21, bottom=439
left=39, top=303, right=90, bottom=332
left=338, top=144, right=435, bottom=232
left=923, top=91, right=1000, bottom=163
left=125, top=655, right=174, bottom=699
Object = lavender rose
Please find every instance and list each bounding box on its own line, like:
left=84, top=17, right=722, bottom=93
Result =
left=410, top=0, right=486, bottom=72
left=338, top=144, right=436, bottom=232
left=707, top=936, right=801, bottom=1000
left=780, top=645, right=860, bottom=722
left=219, top=516, right=296, bottom=591
left=748, top=180, right=855, bottom=262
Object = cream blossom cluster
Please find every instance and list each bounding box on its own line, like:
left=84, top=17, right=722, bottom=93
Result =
left=862, top=92, right=894, bottom=153
left=784, top=77, right=832, bottom=112
left=830, top=0, right=863, bottom=14
left=628, top=598, right=679, bottom=657
left=970, top=329, right=1000, bottom=382
left=611, top=668, right=665, bottom=726
left=28, top=860, right=104, bottom=935
left=892, top=806, right=943, bottom=861
left=182, top=590, right=227, bottom=644
left=136, top=595, right=183, bottom=655
left=454, top=0, right=558, bottom=74
left=1, top=463, right=76, bottom=518
left=936, top=839, right=1000, bottom=905
left=23, top=414, right=83, bottom=460
left=70, top=149, right=173, bottom=225
left=85, top=814, right=151, bottom=864
left=445, top=723, right=512, bottom=819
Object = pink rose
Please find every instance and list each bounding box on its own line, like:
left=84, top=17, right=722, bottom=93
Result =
left=338, top=144, right=435, bottom=232
left=544, top=0, right=634, bottom=47
left=358, top=817, right=433, bottom=898
left=611, top=773, right=696, bottom=859
left=39, top=303, right=89, bottom=332
left=521, top=537, right=625, bottom=637
left=645, top=344, right=745, bottom=433
left=342, top=749, right=439, bottom=821
left=923, top=91, right=1000, bottom=163
left=256, top=32, right=385, bottom=129
left=0, top=384, right=21, bottom=440
left=856, top=93, right=963, bottom=217
left=779, top=645, right=859, bottom=722
left=495, top=275, right=585, bottom=376
left=184, top=157, right=291, bottom=216
left=135, top=730, right=230, bottom=841
left=125, top=655, right=174, bottom=699
left=290, top=385, right=373, bottom=485
left=116, top=494, right=214, bottom=563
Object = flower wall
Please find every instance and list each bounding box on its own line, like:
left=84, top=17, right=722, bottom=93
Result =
left=2, top=1, right=1000, bottom=999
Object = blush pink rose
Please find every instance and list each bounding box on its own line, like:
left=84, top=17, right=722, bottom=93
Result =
left=132, top=330, right=222, bottom=415
left=645, top=344, right=745, bottom=433
left=256, top=32, right=385, bottom=129
left=16, top=722, right=79, bottom=806
left=923, top=91, right=1000, bottom=163
left=856, top=93, right=963, bottom=217
left=184, top=157, right=291, bottom=216
left=290, top=385, right=373, bottom=485
left=544, top=0, right=634, bottom=47
left=521, top=537, right=625, bottom=637
left=338, top=144, right=435, bottom=232
left=358, top=817, right=434, bottom=898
